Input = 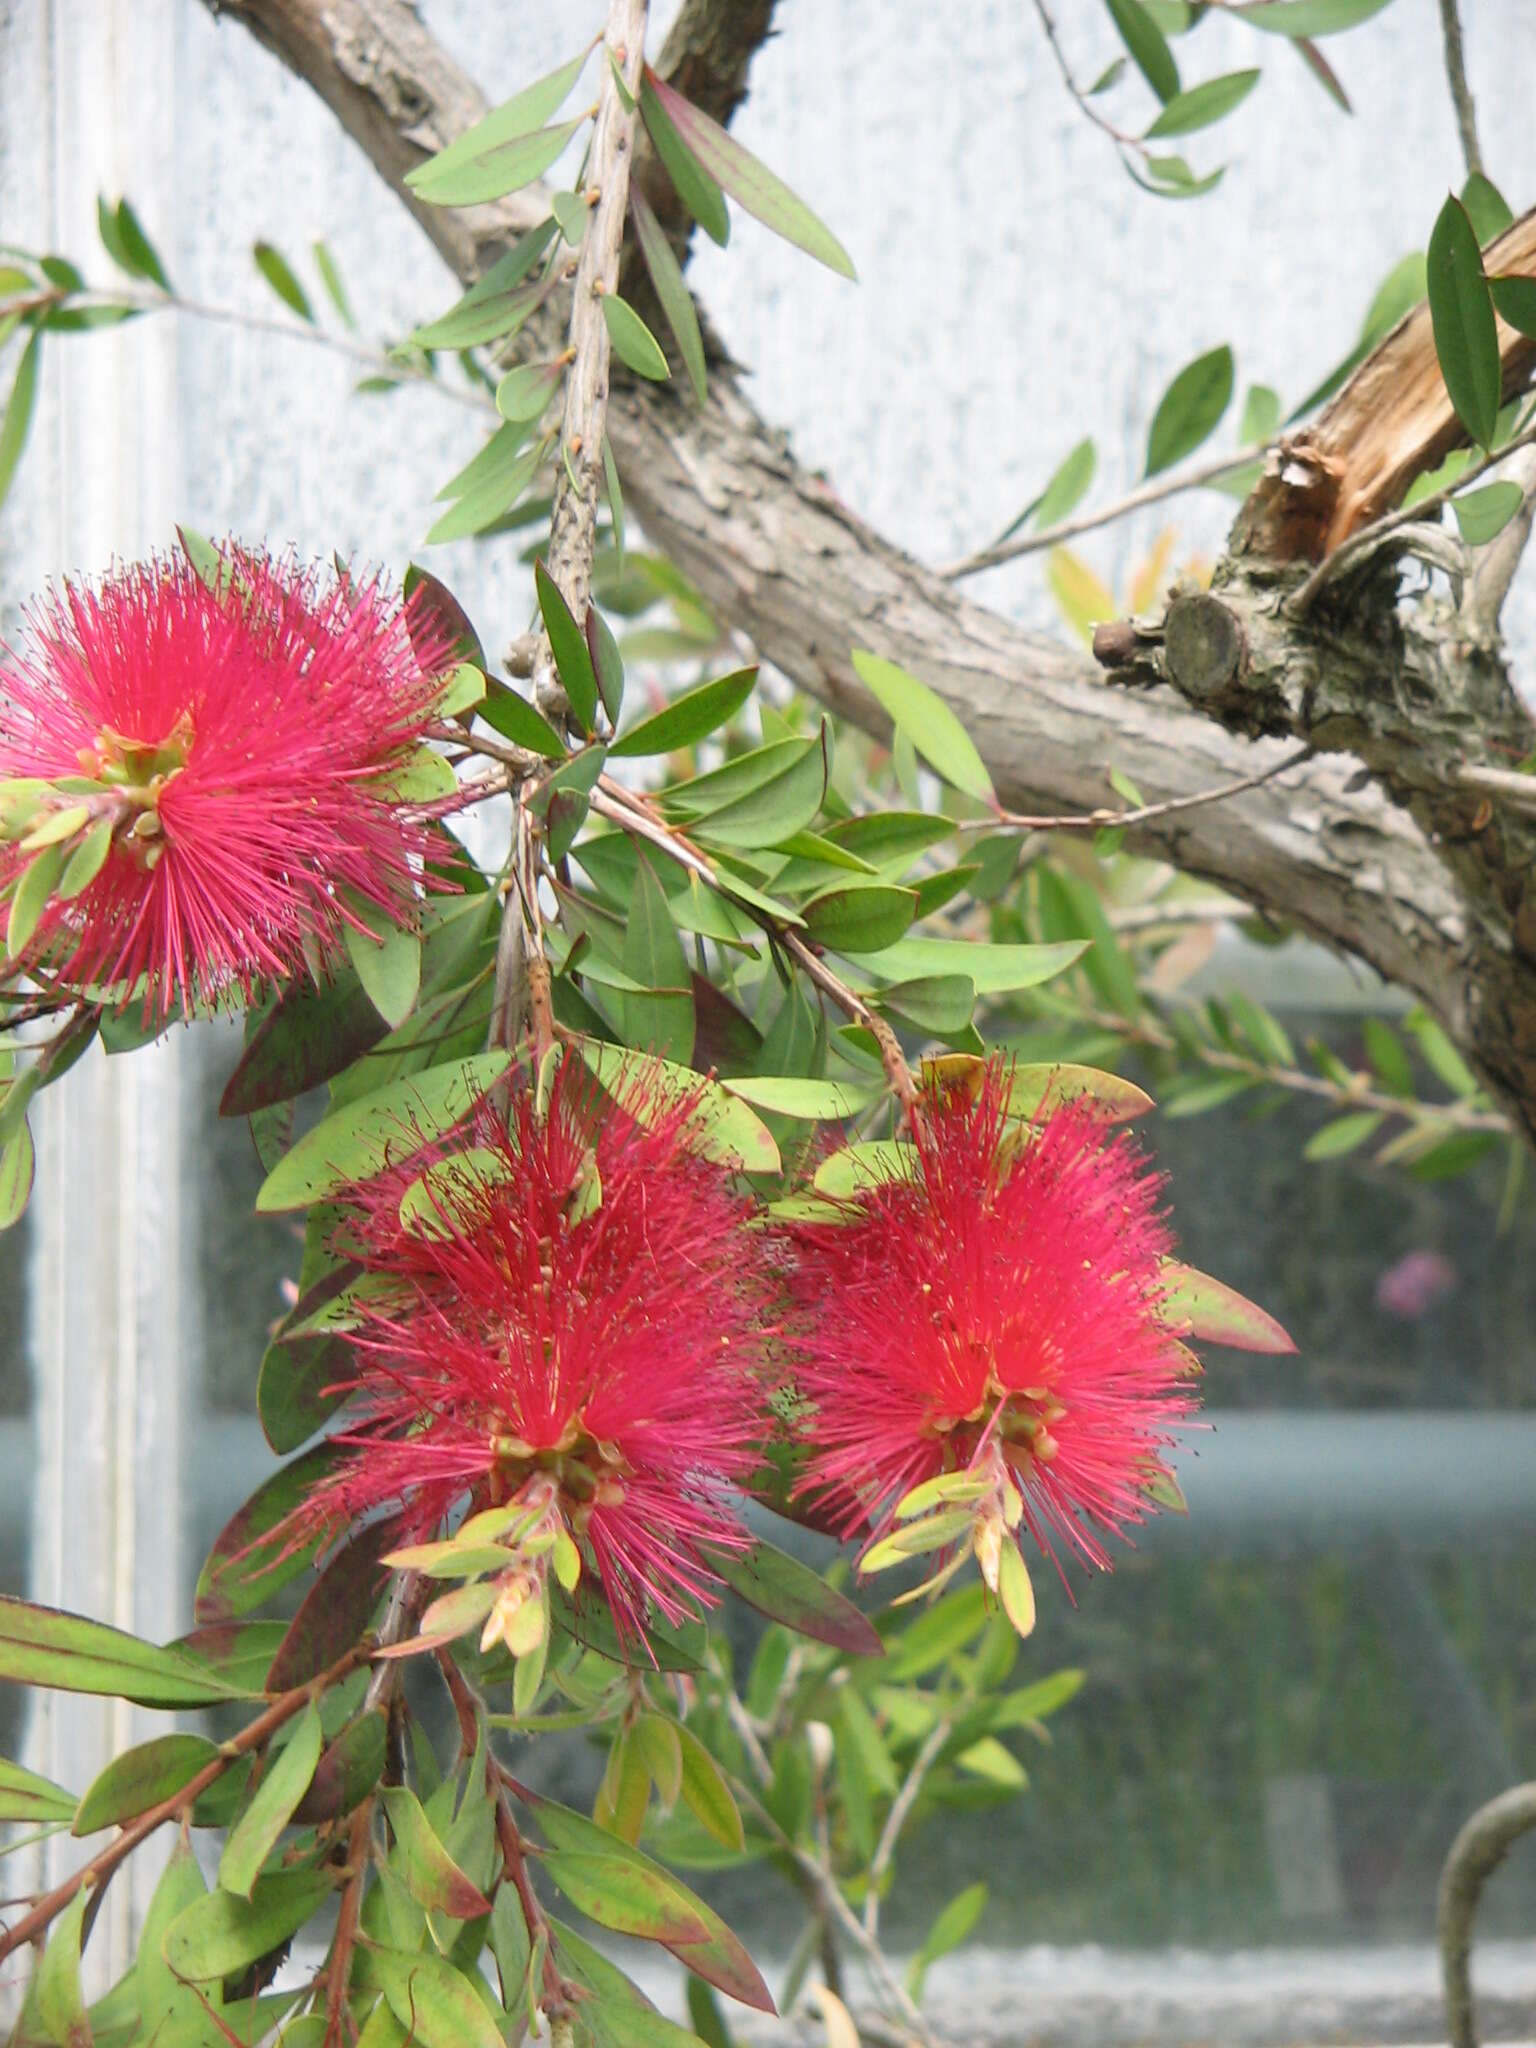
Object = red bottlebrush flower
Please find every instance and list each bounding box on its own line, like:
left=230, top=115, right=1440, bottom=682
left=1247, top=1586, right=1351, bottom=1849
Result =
left=789, top=1061, right=1199, bottom=1593
left=297, top=1063, right=774, bottom=1649
left=0, top=547, right=454, bottom=1018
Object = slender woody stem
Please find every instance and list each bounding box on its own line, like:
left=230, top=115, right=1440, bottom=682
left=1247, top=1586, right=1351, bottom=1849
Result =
left=0, top=1641, right=372, bottom=1965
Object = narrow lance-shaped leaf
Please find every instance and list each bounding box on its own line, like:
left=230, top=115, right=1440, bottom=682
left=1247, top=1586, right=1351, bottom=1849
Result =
left=643, top=68, right=856, bottom=279
left=850, top=649, right=994, bottom=803
left=630, top=186, right=707, bottom=403
left=1145, top=68, right=1260, bottom=138
left=0, top=332, right=41, bottom=519
left=218, top=1700, right=324, bottom=1896
left=536, top=560, right=600, bottom=733
left=1145, top=344, right=1234, bottom=474
left=252, top=242, right=314, bottom=321
left=1105, top=0, right=1181, bottom=101
left=610, top=668, right=757, bottom=758
left=406, top=48, right=592, bottom=202
left=638, top=72, right=730, bottom=246
left=1427, top=193, right=1501, bottom=449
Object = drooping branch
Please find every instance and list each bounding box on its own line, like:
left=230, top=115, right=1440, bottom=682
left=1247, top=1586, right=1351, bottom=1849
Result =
left=1436, top=0, right=1484, bottom=183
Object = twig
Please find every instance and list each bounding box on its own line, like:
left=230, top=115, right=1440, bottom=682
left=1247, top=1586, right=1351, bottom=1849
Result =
left=1455, top=760, right=1536, bottom=816
left=978, top=746, right=1314, bottom=833
left=1067, top=997, right=1508, bottom=1136
left=1289, top=420, right=1536, bottom=615
left=940, top=444, right=1264, bottom=581
left=1438, top=1782, right=1536, bottom=2048
left=863, top=1718, right=951, bottom=1942
left=1029, top=0, right=1139, bottom=152
left=494, top=1774, right=578, bottom=2018
left=588, top=780, right=918, bottom=1111
left=1437, top=0, right=1484, bottom=181
left=5, top=283, right=497, bottom=416
left=321, top=1803, right=374, bottom=2048
left=0, top=1640, right=373, bottom=1965
left=537, top=0, right=648, bottom=709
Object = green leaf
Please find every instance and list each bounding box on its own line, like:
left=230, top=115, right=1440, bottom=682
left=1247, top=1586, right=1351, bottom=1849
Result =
left=876, top=974, right=976, bottom=1037
left=0, top=1756, right=74, bottom=1824
left=718, top=1076, right=880, bottom=1119
left=688, top=734, right=829, bottom=849
left=0, top=1122, right=34, bottom=1232
left=1232, top=0, right=1394, bottom=32
left=618, top=854, right=695, bottom=1063
left=495, top=359, right=565, bottom=424
left=35, top=1885, right=88, bottom=2047
left=1452, top=480, right=1524, bottom=545
left=114, top=198, right=170, bottom=288
left=139, top=1845, right=214, bottom=2038
left=255, top=1052, right=510, bottom=1211
left=532, top=1801, right=774, bottom=2011
left=631, top=188, right=707, bottom=403
left=427, top=443, right=546, bottom=546
left=546, top=1850, right=711, bottom=1943
left=996, top=1059, right=1148, bottom=1123
left=411, top=115, right=587, bottom=208
left=1491, top=275, right=1536, bottom=337
left=642, top=69, right=855, bottom=279
left=864, top=935, right=1084, bottom=994
left=1427, top=194, right=1500, bottom=449
left=1302, top=1108, right=1385, bottom=1159
left=1362, top=1016, right=1413, bottom=1095
left=1105, top=0, right=1181, bottom=101
left=850, top=650, right=993, bottom=803
left=578, top=1042, right=780, bottom=1172
left=1159, top=1260, right=1296, bottom=1351
left=56, top=816, right=112, bottom=898
left=536, top=560, right=600, bottom=733
left=1239, top=383, right=1283, bottom=444
left=705, top=1539, right=882, bottom=1655
left=586, top=606, right=625, bottom=725
left=1033, top=437, right=1097, bottom=529
left=372, top=1946, right=509, bottom=2048
left=1404, top=1004, right=1479, bottom=1096
left=1145, top=344, right=1234, bottom=474
left=0, top=331, right=41, bottom=511
left=406, top=49, right=591, bottom=202
left=312, top=239, right=353, bottom=325
left=1145, top=68, right=1259, bottom=137
left=676, top=1725, right=745, bottom=1852
left=218, top=1701, right=323, bottom=1896
left=252, top=242, right=314, bottom=321
left=7, top=839, right=65, bottom=958
left=1461, top=173, right=1514, bottom=247
left=639, top=75, right=730, bottom=247
left=907, top=1882, right=988, bottom=2003
left=74, top=1734, right=218, bottom=1836
left=479, top=681, right=567, bottom=758
left=381, top=1785, right=494, bottom=1918
left=603, top=294, right=671, bottom=382
left=0, top=1596, right=250, bottom=1707
left=954, top=1734, right=1027, bottom=1786
left=343, top=902, right=421, bottom=1030
left=801, top=881, right=917, bottom=955
left=163, top=1869, right=336, bottom=1981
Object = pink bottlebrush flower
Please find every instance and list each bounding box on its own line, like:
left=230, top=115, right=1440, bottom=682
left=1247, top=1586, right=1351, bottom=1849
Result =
left=298, top=1064, right=774, bottom=1647
left=0, top=547, right=454, bottom=1018
left=788, top=1060, right=1200, bottom=1582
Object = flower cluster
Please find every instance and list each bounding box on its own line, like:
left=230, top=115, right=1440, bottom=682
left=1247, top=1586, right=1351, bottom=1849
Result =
left=0, top=547, right=453, bottom=1019
left=292, top=1054, right=1217, bottom=1658
left=298, top=1064, right=776, bottom=1648
left=787, top=1064, right=1201, bottom=1614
